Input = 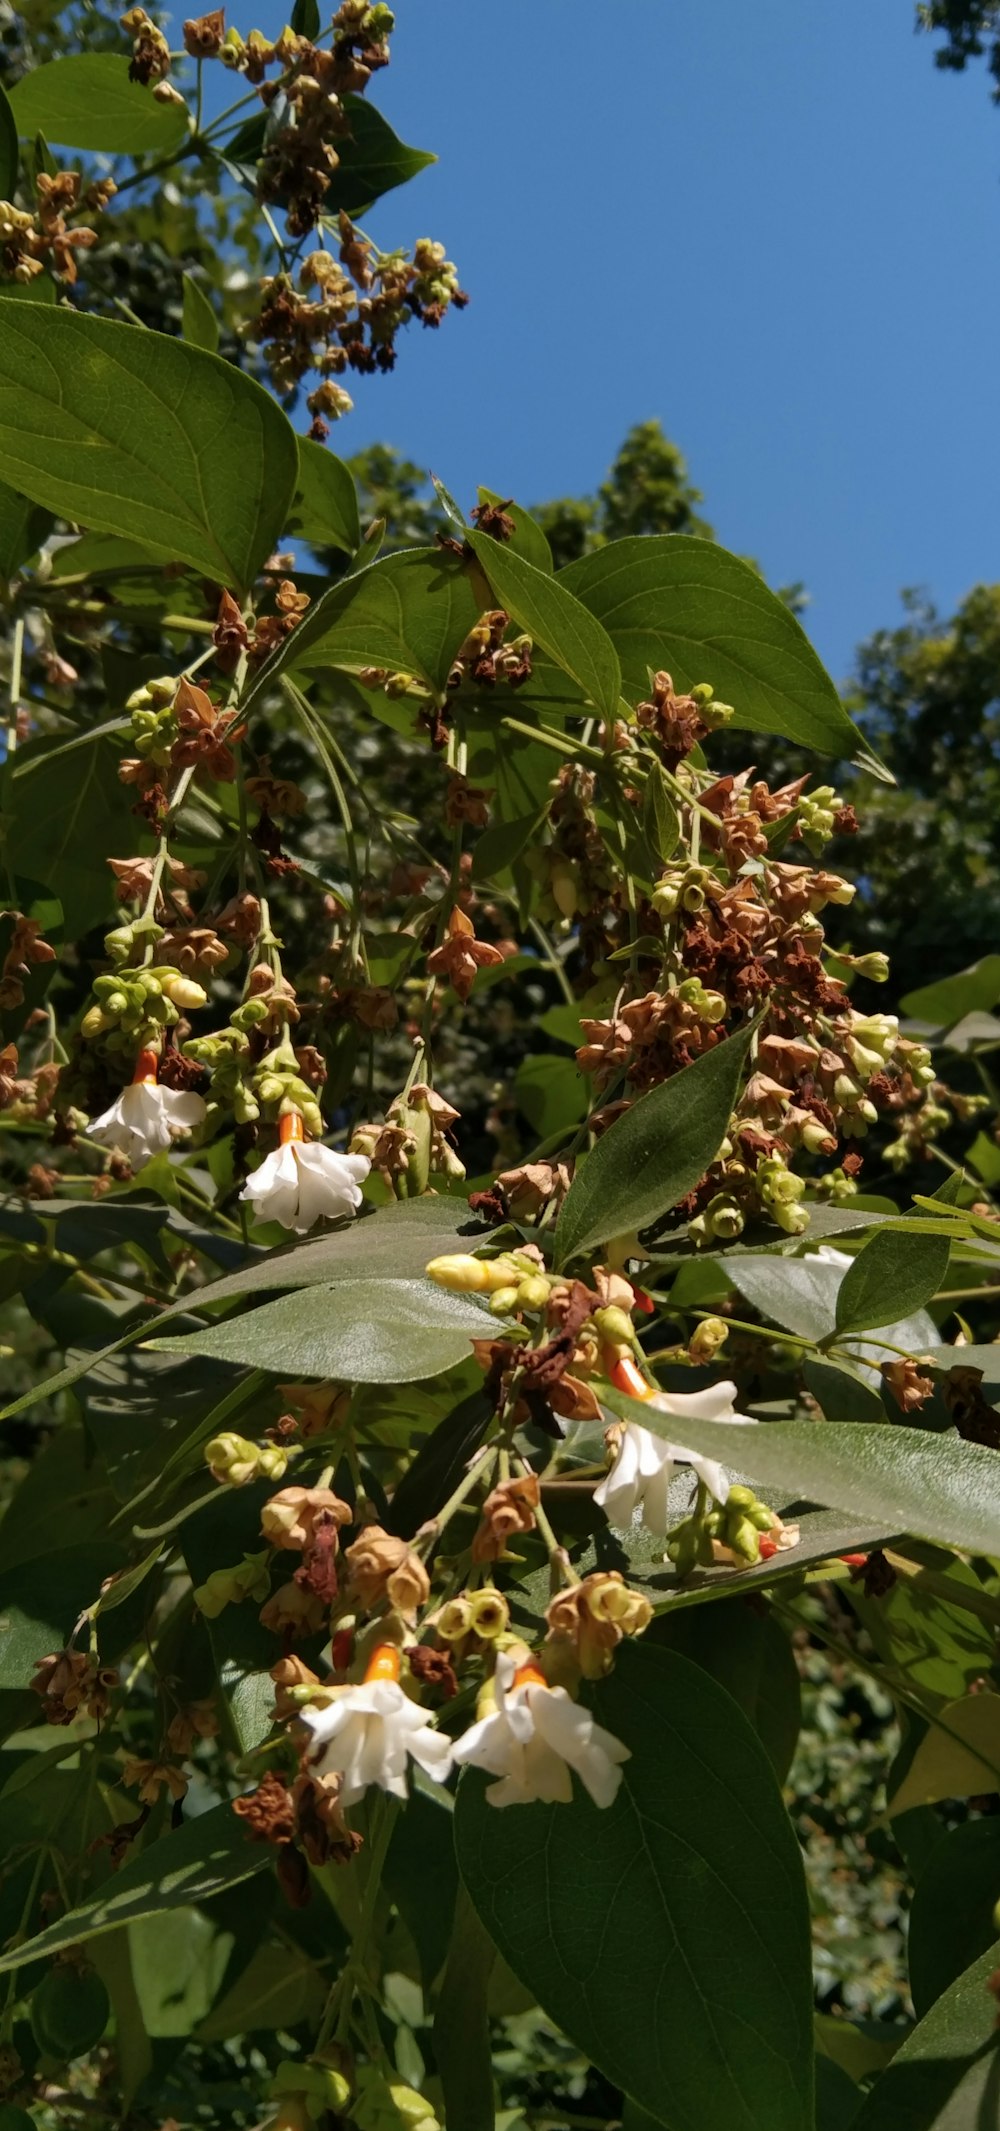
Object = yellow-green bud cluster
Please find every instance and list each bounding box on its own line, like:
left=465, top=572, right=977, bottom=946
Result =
left=427, top=1251, right=547, bottom=1314
left=206, top=1432, right=293, bottom=1487
left=798, top=783, right=840, bottom=853
left=82, top=963, right=207, bottom=1049
left=650, top=863, right=714, bottom=918
left=270, top=2060, right=352, bottom=2121
left=127, top=679, right=178, bottom=766
left=253, top=1061, right=324, bottom=1138
left=676, top=977, right=728, bottom=1024
left=434, top=1587, right=510, bottom=1643
left=193, top=1551, right=270, bottom=1618
left=353, top=2068, right=441, bottom=2131
left=690, top=680, right=735, bottom=730
left=184, top=1024, right=259, bottom=1125
left=756, top=1153, right=808, bottom=1236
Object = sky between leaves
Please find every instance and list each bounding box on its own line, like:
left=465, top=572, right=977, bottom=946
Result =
left=244, top=0, right=1000, bottom=684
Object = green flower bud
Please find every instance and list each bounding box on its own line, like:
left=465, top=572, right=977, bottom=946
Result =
left=594, top=1304, right=635, bottom=1345
left=232, top=998, right=271, bottom=1030
left=516, top=1275, right=551, bottom=1311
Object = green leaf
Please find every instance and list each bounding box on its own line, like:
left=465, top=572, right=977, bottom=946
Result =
left=7, top=730, right=142, bottom=935
left=0, top=308, right=298, bottom=592
left=887, top=1694, right=1000, bottom=1816
left=0, top=478, right=52, bottom=578
left=650, top=1602, right=801, bottom=1782
left=0, top=1803, right=271, bottom=1972
left=455, top=1644, right=814, bottom=2131
left=815, top=2057, right=862, bottom=2131
left=726, top=1252, right=937, bottom=1356
left=0, top=84, right=18, bottom=197
left=129, top=1907, right=233, bottom=2038
left=149, top=1277, right=496, bottom=1384
left=196, top=1936, right=326, bottom=2040
left=0, top=1543, right=127, bottom=1686
left=287, top=437, right=360, bottom=554
left=901, top=954, right=1000, bottom=1027
left=559, top=536, right=878, bottom=766
left=477, top=488, right=553, bottom=572
left=514, top=1053, right=587, bottom=1137
left=10, top=54, right=189, bottom=155
left=470, top=808, right=545, bottom=881
left=554, top=1020, right=758, bottom=1266
left=467, top=530, right=621, bottom=719
left=325, top=94, right=435, bottom=214
left=433, top=1883, right=497, bottom=2131
left=290, top=0, right=321, bottom=35
left=850, top=1938, right=1000, bottom=2129
left=907, top=1820, right=1000, bottom=2019
left=387, top=1388, right=493, bottom=1539
left=243, top=547, right=481, bottom=713
left=181, top=271, right=219, bottom=353
left=835, top=1229, right=950, bottom=1335
left=642, top=761, right=680, bottom=863
left=602, top=1384, right=1000, bottom=1557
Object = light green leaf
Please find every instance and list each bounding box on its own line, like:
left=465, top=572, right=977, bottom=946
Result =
left=455, top=1644, right=814, bottom=2131
left=726, top=1252, right=937, bottom=1358
left=10, top=54, right=189, bottom=155
left=129, top=1907, right=233, bottom=2037
left=149, top=1277, right=495, bottom=1384
left=514, top=1053, right=587, bottom=1137
left=642, top=761, right=680, bottom=863
left=181, top=271, right=219, bottom=353
left=288, top=438, right=361, bottom=554
left=554, top=1021, right=758, bottom=1266
left=0, top=84, right=18, bottom=196
left=477, top=487, right=553, bottom=572
left=0, top=1803, right=270, bottom=1971
left=901, top=954, right=1000, bottom=1028
left=0, top=308, right=298, bottom=591
left=888, top=1695, right=1000, bottom=1816
left=835, top=1228, right=950, bottom=1336
left=243, top=547, right=481, bottom=713
left=559, top=536, right=880, bottom=766
left=433, top=1884, right=497, bottom=2131
left=467, top=529, right=621, bottom=719
left=602, top=1384, right=1000, bottom=1557
left=851, top=1938, right=1000, bottom=2129
left=907, top=1820, right=1000, bottom=2019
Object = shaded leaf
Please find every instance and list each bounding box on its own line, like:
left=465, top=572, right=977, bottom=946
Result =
left=288, top=438, right=360, bottom=554
left=0, top=1803, right=271, bottom=1971
left=888, top=1695, right=1000, bottom=1816
left=181, top=271, right=219, bottom=353
left=0, top=308, right=298, bottom=591
left=387, top=1387, right=493, bottom=1538
left=455, top=1644, right=814, bottom=2131
left=642, top=761, right=680, bottom=863
left=0, top=476, right=51, bottom=578
left=433, top=1883, right=497, bottom=2131
left=650, top=1601, right=801, bottom=1781
left=0, top=1544, right=127, bottom=1686
left=467, top=529, right=621, bottom=718
left=10, top=55, right=189, bottom=154
left=907, top=1820, right=1000, bottom=2020
left=554, top=1021, right=758, bottom=1265
left=8, top=729, right=139, bottom=934
left=836, top=1229, right=950, bottom=1336
left=0, top=83, right=17, bottom=195
left=196, top=1936, right=325, bottom=2040
left=514, top=1053, right=587, bottom=1137
left=560, top=536, right=879, bottom=766
left=602, top=1382, right=1000, bottom=1557
left=851, top=1938, right=1000, bottom=2129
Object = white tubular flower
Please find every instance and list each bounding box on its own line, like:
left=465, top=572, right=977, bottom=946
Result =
left=594, top=1379, right=756, bottom=1533
left=453, top=1652, right=629, bottom=1809
left=298, top=1646, right=452, bottom=1808
left=240, top=1113, right=369, bottom=1233
left=87, top=1051, right=206, bottom=1171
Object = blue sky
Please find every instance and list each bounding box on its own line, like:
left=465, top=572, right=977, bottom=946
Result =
left=249, top=0, right=1000, bottom=685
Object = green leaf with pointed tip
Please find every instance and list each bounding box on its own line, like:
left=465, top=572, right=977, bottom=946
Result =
left=901, top=954, right=1000, bottom=1028
left=324, top=93, right=435, bottom=214
left=554, top=1020, right=758, bottom=1266
left=288, top=438, right=360, bottom=554
left=907, top=1820, right=1000, bottom=2019
left=559, top=536, right=882, bottom=768
left=244, top=547, right=482, bottom=713
left=642, top=760, right=680, bottom=862
left=602, top=1383, right=1000, bottom=1558
left=835, top=1228, right=950, bottom=1336
left=8, top=728, right=140, bottom=933
left=0, top=308, right=298, bottom=592
left=851, top=1938, right=1000, bottom=2128
left=0, top=1803, right=270, bottom=1972
left=181, top=271, right=219, bottom=353
left=477, top=488, right=553, bottom=572
left=467, top=530, right=621, bottom=719
left=0, top=477, right=51, bottom=579
left=10, top=54, right=189, bottom=155
left=0, top=83, right=17, bottom=195
left=455, top=1643, right=814, bottom=2131
left=149, top=1277, right=495, bottom=1384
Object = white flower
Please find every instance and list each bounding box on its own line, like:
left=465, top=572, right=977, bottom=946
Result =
left=452, top=1652, right=629, bottom=1809
left=86, top=1082, right=206, bottom=1170
left=594, top=1379, right=756, bottom=1533
left=240, top=1141, right=370, bottom=1232
left=299, top=1679, right=453, bottom=1808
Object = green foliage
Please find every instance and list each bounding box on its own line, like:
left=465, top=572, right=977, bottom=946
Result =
left=10, top=54, right=189, bottom=152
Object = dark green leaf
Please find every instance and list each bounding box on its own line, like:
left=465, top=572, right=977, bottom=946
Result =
left=325, top=94, right=435, bottom=214
left=726, top=1252, right=937, bottom=1358
left=387, top=1387, right=492, bottom=1538
left=815, top=2056, right=862, bottom=2131
left=386, top=1790, right=460, bottom=1989
left=650, top=1602, right=801, bottom=1782
left=0, top=309, right=298, bottom=591
left=554, top=1020, right=758, bottom=1265
left=10, top=55, right=189, bottom=155
left=196, top=1937, right=325, bottom=2040
left=288, top=438, right=360, bottom=554
left=8, top=730, right=143, bottom=934
left=602, top=1383, right=1000, bottom=1557
left=836, top=1229, right=950, bottom=1336
left=455, top=1644, right=814, bottom=2131
left=0, top=85, right=18, bottom=201
left=851, top=1939, right=1000, bottom=2129
left=150, top=1278, right=495, bottom=1384
left=908, top=1821, right=1000, bottom=2019
left=470, top=808, right=544, bottom=881
left=243, top=547, right=481, bottom=713
left=0, top=1804, right=271, bottom=1972
left=559, top=536, right=879, bottom=766
left=433, top=1884, right=497, bottom=2131
left=181, top=271, right=219, bottom=353
left=642, top=761, right=680, bottom=862
left=901, top=955, right=1000, bottom=1028
left=290, top=0, right=320, bottom=35
left=804, top=1356, right=886, bottom=1424
left=467, top=530, right=621, bottom=719
left=0, top=1543, right=127, bottom=1687
left=0, top=477, right=52, bottom=578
